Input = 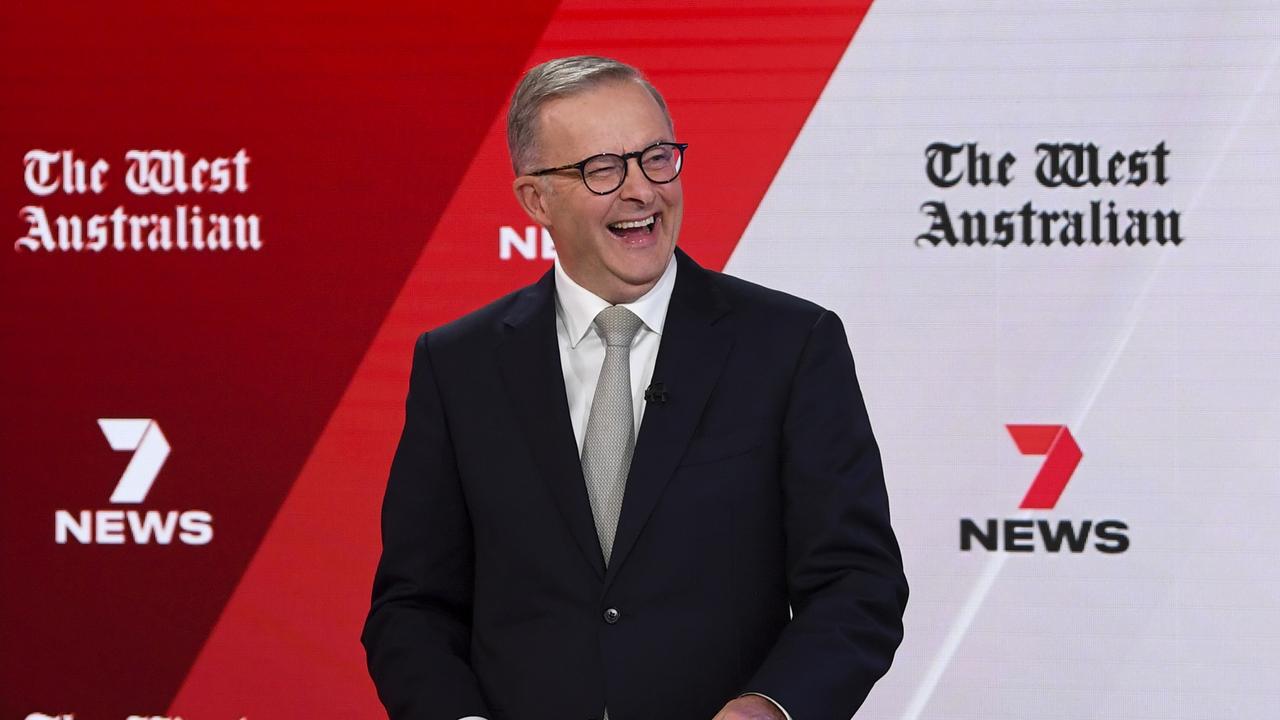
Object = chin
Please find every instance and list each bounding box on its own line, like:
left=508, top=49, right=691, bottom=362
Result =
left=615, top=248, right=671, bottom=280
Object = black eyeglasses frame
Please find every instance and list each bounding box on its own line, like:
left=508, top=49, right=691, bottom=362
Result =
left=527, top=141, right=689, bottom=195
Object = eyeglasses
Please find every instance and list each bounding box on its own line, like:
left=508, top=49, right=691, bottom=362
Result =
left=528, top=142, right=688, bottom=195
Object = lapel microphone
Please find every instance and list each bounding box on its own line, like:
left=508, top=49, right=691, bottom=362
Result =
left=644, top=381, right=669, bottom=405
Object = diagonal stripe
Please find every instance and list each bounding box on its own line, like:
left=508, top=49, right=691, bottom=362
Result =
left=170, top=2, right=872, bottom=716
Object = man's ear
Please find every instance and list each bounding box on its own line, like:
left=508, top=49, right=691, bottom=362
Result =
left=513, top=176, right=553, bottom=227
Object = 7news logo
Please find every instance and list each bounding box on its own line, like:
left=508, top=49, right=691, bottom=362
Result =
left=960, top=424, right=1129, bottom=553
left=54, top=418, right=213, bottom=545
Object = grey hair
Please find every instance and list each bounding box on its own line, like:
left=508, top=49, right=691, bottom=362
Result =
left=506, top=55, right=672, bottom=175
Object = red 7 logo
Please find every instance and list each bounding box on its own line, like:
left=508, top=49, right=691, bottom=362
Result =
left=1006, top=424, right=1082, bottom=510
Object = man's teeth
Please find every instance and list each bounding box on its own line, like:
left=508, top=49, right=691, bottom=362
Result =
left=609, top=215, right=656, bottom=231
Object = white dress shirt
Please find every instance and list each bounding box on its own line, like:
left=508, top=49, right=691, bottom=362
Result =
left=459, top=252, right=790, bottom=720
left=553, top=253, right=677, bottom=451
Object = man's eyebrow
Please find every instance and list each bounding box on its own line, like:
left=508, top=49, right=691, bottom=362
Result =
left=626, top=139, right=671, bottom=153
left=588, top=139, right=673, bottom=156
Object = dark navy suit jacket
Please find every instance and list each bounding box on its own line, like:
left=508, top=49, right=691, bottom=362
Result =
left=362, top=248, right=908, bottom=720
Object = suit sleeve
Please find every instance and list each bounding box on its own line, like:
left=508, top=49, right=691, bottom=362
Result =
left=745, top=310, right=909, bottom=718
left=361, top=332, right=491, bottom=719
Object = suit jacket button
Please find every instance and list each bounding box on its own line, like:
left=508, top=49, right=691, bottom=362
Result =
left=603, top=607, right=621, bottom=624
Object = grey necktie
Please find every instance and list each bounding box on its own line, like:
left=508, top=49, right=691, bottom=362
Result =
left=580, top=305, right=644, bottom=567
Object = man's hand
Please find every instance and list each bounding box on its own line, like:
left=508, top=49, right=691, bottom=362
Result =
left=711, top=694, right=785, bottom=720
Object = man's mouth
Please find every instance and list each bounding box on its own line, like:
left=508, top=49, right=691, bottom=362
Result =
left=607, top=214, right=658, bottom=240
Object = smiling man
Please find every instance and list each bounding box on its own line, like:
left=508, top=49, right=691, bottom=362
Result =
left=513, top=76, right=682, bottom=305
left=362, top=56, right=908, bottom=720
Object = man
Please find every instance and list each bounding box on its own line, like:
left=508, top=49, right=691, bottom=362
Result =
left=362, top=56, right=907, bottom=720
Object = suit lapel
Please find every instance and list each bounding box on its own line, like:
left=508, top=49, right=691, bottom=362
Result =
left=604, top=248, right=734, bottom=590
left=498, top=270, right=606, bottom=580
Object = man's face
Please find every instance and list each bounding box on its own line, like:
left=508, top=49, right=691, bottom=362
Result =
left=514, top=79, right=683, bottom=304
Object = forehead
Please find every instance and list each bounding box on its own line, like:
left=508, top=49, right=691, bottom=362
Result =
left=536, top=79, right=673, bottom=159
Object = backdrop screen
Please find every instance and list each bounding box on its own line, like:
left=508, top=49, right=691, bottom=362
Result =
left=3, top=1, right=1277, bottom=718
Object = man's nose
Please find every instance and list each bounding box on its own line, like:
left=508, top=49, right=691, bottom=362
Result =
left=617, top=156, right=656, bottom=202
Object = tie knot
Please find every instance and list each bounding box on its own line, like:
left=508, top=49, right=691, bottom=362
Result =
left=594, top=306, right=643, bottom=347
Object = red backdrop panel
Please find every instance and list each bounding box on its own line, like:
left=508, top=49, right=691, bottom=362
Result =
left=0, top=1, right=871, bottom=716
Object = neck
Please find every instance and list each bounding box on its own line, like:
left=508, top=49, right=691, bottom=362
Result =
left=599, top=281, right=657, bottom=305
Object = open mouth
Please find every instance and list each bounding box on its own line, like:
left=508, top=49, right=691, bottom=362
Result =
left=607, top=213, right=658, bottom=240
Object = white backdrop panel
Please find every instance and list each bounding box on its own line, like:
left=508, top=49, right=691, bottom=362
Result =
left=726, top=1, right=1280, bottom=718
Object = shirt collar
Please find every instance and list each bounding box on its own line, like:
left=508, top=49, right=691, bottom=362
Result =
left=553, top=251, right=678, bottom=348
